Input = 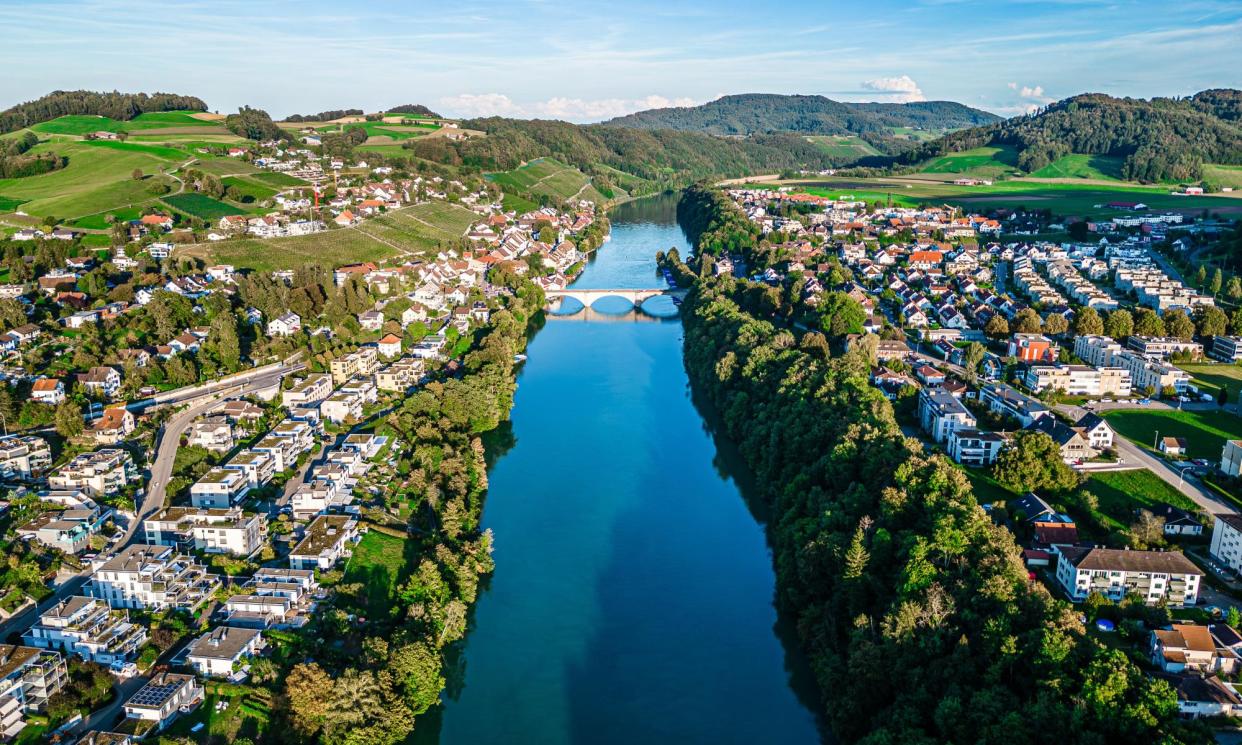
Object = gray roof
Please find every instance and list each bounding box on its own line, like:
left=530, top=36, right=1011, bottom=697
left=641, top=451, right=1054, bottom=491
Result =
left=187, top=626, right=261, bottom=661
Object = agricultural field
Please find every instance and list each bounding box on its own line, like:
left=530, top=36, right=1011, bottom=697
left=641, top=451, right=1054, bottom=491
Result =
left=221, top=175, right=278, bottom=203
left=342, top=530, right=413, bottom=620
left=805, top=135, right=881, bottom=160
left=1102, top=408, right=1242, bottom=461
left=248, top=171, right=307, bottom=187
left=915, top=145, right=1020, bottom=179
left=29, top=111, right=230, bottom=136
left=1029, top=154, right=1125, bottom=181
left=162, top=192, right=247, bottom=220
left=889, top=126, right=944, bottom=142
left=782, top=174, right=1242, bottom=220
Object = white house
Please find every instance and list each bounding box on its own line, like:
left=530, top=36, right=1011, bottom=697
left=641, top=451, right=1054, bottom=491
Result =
left=918, top=388, right=976, bottom=445
left=267, top=312, right=302, bottom=337
left=289, top=515, right=359, bottom=571
left=122, top=672, right=202, bottom=732
left=186, top=626, right=264, bottom=679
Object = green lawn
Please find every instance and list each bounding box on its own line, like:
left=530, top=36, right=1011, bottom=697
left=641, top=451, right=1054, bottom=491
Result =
left=163, top=684, right=271, bottom=742
left=1083, top=470, right=1201, bottom=530
left=248, top=171, right=308, bottom=187
left=1102, top=408, right=1242, bottom=460
left=1177, top=362, right=1242, bottom=395
left=1202, top=164, right=1242, bottom=190
left=1029, top=153, right=1125, bottom=181
left=192, top=227, right=403, bottom=271
left=222, top=175, right=278, bottom=203
left=28, top=111, right=212, bottom=136
left=342, top=530, right=411, bottom=620
left=162, top=192, right=247, bottom=220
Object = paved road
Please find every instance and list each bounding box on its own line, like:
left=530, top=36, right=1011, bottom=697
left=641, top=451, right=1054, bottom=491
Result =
left=1057, top=403, right=1238, bottom=515
left=70, top=674, right=150, bottom=736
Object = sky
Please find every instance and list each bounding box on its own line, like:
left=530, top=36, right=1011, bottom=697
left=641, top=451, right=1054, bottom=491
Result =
left=2, top=0, right=1240, bottom=122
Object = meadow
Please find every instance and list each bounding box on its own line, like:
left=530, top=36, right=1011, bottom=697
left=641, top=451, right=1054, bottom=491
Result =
left=341, top=530, right=412, bottom=620
left=805, top=135, right=881, bottom=160
left=1177, top=363, right=1242, bottom=395
left=162, top=192, right=247, bottom=220
left=1102, top=408, right=1242, bottom=460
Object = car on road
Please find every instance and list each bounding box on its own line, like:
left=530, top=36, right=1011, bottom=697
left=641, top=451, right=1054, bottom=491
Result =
left=1193, top=459, right=1212, bottom=467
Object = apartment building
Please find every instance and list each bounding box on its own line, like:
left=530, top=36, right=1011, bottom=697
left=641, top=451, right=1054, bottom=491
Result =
left=289, top=515, right=359, bottom=571
left=143, top=507, right=265, bottom=556
left=290, top=479, right=352, bottom=519
left=1211, top=336, right=1242, bottom=363
left=329, top=347, right=378, bottom=385
left=321, top=390, right=365, bottom=424
left=1074, top=335, right=1123, bottom=368
left=189, top=466, right=250, bottom=509
left=251, top=434, right=298, bottom=473
left=18, top=503, right=109, bottom=555
left=223, top=449, right=276, bottom=488
left=270, top=418, right=316, bottom=455
left=377, top=357, right=424, bottom=392
left=1055, top=546, right=1202, bottom=607
left=0, top=645, right=67, bottom=739
left=1127, top=336, right=1203, bottom=361
left=979, top=383, right=1052, bottom=427
left=918, top=388, right=976, bottom=445
left=945, top=428, right=1005, bottom=467
left=0, top=436, right=51, bottom=479
left=22, top=596, right=147, bottom=665
left=224, top=567, right=319, bottom=629
left=48, top=449, right=136, bottom=496
left=1210, top=514, right=1242, bottom=574
left=86, top=545, right=220, bottom=611
left=281, top=374, right=333, bottom=408
left=1020, top=363, right=1131, bottom=397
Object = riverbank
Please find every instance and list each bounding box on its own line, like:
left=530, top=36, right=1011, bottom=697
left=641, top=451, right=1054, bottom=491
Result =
left=666, top=184, right=1206, bottom=743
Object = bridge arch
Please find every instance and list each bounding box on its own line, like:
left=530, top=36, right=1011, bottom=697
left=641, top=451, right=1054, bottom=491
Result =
left=545, top=287, right=685, bottom=313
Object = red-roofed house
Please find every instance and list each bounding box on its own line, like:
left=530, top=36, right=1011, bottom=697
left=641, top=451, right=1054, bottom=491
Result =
left=377, top=334, right=403, bottom=358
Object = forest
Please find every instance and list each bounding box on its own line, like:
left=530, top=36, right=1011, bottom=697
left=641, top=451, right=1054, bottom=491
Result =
left=406, top=116, right=836, bottom=184
left=0, top=89, right=207, bottom=134
left=894, top=89, right=1242, bottom=181
left=667, top=184, right=1209, bottom=744
left=283, top=108, right=364, bottom=122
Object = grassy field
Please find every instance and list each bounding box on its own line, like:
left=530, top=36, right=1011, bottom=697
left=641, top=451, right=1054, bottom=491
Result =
left=29, top=111, right=227, bottom=136
left=342, top=530, right=411, bottom=620
left=1029, top=154, right=1125, bottom=181
left=805, top=135, right=881, bottom=160
left=1102, top=408, right=1242, bottom=460
left=248, top=171, right=307, bottom=187
left=917, top=145, right=1020, bottom=179
left=163, top=684, right=272, bottom=742
left=1083, top=470, right=1201, bottom=530
left=1178, top=363, right=1242, bottom=395
left=162, top=192, right=247, bottom=220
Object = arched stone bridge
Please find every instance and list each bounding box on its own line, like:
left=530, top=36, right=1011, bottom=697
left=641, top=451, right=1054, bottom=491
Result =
left=545, top=287, right=686, bottom=311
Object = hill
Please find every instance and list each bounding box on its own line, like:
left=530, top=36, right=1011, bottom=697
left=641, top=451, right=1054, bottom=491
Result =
left=0, top=90, right=207, bottom=134
left=600, top=93, right=999, bottom=149
left=406, top=116, right=838, bottom=189
left=899, top=89, right=1242, bottom=182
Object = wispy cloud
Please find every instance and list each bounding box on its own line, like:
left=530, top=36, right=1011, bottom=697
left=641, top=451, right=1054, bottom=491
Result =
left=438, top=94, right=703, bottom=122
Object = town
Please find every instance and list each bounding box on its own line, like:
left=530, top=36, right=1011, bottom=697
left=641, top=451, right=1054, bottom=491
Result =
left=0, top=176, right=601, bottom=742
left=712, top=184, right=1242, bottom=720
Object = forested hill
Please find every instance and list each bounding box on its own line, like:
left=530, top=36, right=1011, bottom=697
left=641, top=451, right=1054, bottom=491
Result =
left=600, top=94, right=1000, bottom=137
left=898, top=89, right=1242, bottom=182
left=0, top=90, right=208, bottom=134
left=405, top=116, right=837, bottom=184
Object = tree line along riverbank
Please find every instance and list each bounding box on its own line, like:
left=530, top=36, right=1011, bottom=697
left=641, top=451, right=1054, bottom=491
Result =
left=663, top=184, right=1208, bottom=744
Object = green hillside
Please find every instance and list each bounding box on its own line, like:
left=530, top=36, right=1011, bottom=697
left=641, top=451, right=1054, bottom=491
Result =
left=1028, top=153, right=1125, bottom=180
left=917, top=145, right=1019, bottom=179
left=486, top=158, right=611, bottom=205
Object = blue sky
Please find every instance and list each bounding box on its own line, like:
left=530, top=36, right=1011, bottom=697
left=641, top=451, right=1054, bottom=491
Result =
left=2, top=0, right=1240, bottom=121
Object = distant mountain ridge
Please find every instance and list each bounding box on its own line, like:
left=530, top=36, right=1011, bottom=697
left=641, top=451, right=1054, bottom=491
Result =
left=600, top=93, right=1001, bottom=138
left=896, top=88, right=1242, bottom=182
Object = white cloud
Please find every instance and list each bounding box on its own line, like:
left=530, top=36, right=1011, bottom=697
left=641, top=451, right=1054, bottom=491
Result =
left=1020, top=85, right=1044, bottom=98
left=859, top=75, right=925, bottom=103
left=437, top=93, right=701, bottom=122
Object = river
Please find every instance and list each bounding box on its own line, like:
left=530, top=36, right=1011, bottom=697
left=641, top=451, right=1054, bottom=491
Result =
left=416, top=193, right=827, bottom=745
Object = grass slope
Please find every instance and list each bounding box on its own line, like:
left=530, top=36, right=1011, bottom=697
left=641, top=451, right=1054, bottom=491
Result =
left=162, top=192, right=246, bottom=220
left=917, top=145, right=1019, bottom=179
left=1083, top=470, right=1200, bottom=530
left=1029, top=154, right=1125, bottom=181
left=805, top=135, right=881, bottom=159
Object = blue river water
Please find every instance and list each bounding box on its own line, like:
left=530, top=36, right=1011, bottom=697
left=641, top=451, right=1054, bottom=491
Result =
left=415, top=193, right=828, bottom=745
